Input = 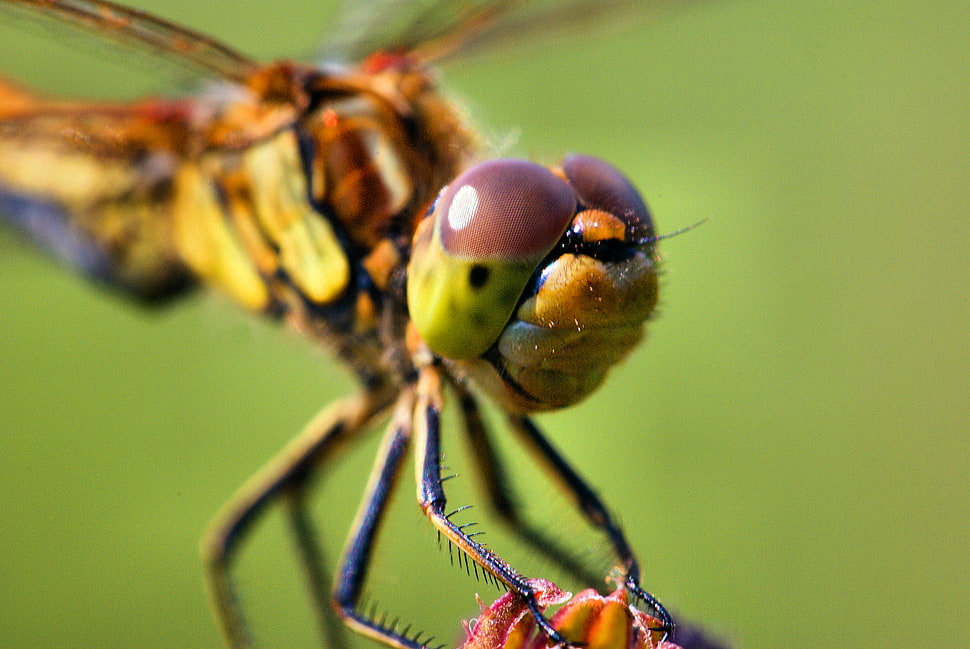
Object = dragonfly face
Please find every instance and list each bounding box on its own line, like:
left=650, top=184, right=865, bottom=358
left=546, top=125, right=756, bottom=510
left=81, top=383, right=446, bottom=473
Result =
left=409, top=155, right=659, bottom=411
left=0, top=1, right=674, bottom=648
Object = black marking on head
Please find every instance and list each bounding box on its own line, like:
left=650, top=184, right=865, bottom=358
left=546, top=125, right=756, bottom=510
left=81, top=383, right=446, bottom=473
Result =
left=469, top=264, right=490, bottom=289
left=561, top=226, right=636, bottom=262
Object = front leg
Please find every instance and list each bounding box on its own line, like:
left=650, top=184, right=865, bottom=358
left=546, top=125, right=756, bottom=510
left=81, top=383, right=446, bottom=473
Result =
left=412, top=366, right=575, bottom=647
left=456, top=386, right=606, bottom=586
left=508, top=414, right=673, bottom=637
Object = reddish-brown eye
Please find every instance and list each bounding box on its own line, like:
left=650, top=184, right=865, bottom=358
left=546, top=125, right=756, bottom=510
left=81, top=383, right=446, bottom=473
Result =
left=436, top=159, right=577, bottom=261
left=563, top=154, right=653, bottom=239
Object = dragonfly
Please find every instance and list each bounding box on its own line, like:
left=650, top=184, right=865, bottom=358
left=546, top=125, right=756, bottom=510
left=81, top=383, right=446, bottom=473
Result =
left=0, top=1, right=674, bottom=648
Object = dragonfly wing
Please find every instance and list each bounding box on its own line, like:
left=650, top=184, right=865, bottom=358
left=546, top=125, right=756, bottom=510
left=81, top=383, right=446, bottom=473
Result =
left=321, top=0, right=662, bottom=64
left=0, top=0, right=258, bottom=86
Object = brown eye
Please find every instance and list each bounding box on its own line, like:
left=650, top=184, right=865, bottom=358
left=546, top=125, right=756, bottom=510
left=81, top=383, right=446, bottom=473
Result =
left=563, top=154, right=653, bottom=239
left=436, top=159, right=576, bottom=261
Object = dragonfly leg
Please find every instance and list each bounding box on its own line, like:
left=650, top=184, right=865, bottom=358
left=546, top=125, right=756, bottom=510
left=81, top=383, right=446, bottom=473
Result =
left=456, top=387, right=604, bottom=586
left=507, top=414, right=674, bottom=637
left=282, top=482, right=349, bottom=649
left=200, top=385, right=396, bottom=649
left=414, top=367, right=574, bottom=647
left=332, top=389, right=430, bottom=649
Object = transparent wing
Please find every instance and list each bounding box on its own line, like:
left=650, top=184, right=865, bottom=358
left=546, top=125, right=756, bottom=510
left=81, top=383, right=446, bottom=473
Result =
left=0, top=0, right=258, bottom=86
left=321, top=0, right=666, bottom=65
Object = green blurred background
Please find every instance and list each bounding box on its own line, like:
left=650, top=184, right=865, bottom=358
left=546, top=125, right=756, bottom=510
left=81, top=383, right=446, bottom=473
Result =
left=1, top=2, right=967, bottom=648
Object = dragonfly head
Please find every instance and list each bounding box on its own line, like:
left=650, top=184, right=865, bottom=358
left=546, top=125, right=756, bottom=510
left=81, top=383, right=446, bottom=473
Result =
left=407, top=155, right=659, bottom=412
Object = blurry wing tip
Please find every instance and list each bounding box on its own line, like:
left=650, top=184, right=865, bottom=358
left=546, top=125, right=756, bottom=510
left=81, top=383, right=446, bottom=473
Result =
left=0, top=0, right=258, bottom=83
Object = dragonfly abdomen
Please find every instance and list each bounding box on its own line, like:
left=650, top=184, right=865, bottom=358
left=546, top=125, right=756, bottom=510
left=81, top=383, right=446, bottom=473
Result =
left=0, top=104, right=194, bottom=301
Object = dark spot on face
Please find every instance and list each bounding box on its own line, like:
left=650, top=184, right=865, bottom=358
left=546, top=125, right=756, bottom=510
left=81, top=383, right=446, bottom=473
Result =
left=469, top=264, right=490, bottom=289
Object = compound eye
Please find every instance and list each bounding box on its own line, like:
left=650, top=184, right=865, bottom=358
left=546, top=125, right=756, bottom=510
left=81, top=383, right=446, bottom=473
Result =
left=437, top=158, right=577, bottom=260
left=563, top=154, right=654, bottom=239
left=407, top=159, right=578, bottom=360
